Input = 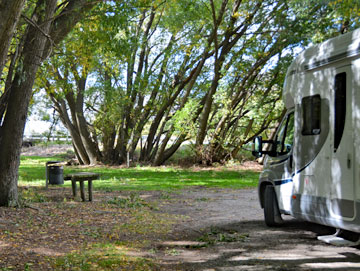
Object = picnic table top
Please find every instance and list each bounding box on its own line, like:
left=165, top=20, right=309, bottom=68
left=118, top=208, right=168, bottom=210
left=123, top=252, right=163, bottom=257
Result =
left=65, top=172, right=100, bottom=180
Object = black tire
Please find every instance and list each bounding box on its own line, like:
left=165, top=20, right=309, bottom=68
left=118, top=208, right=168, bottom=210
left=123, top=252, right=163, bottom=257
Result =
left=264, top=185, right=283, bottom=227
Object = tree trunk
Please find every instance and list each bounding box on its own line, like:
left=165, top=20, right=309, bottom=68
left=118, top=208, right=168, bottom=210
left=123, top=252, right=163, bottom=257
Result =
left=50, top=94, right=90, bottom=165
left=0, top=0, right=97, bottom=206
left=76, top=110, right=101, bottom=165
left=73, top=78, right=101, bottom=165
left=153, top=135, right=186, bottom=166
left=0, top=0, right=57, bottom=206
left=0, top=0, right=25, bottom=78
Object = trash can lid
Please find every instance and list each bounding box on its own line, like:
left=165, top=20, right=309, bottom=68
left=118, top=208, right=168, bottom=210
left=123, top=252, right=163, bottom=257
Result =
left=46, top=161, right=64, bottom=166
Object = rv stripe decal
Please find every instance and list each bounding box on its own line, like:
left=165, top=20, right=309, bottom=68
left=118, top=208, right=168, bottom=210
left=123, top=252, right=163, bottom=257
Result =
left=291, top=157, right=316, bottom=177
left=273, top=152, right=319, bottom=186
left=274, top=156, right=318, bottom=186
left=304, top=44, right=360, bottom=71
left=274, top=179, right=293, bottom=186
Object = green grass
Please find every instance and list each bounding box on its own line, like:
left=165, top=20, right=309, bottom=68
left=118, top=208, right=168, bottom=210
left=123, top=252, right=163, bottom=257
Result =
left=19, top=155, right=259, bottom=191
left=53, top=243, right=158, bottom=270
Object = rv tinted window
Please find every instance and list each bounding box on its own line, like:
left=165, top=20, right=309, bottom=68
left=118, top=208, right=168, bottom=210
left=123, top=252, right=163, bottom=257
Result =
left=284, top=113, right=295, bottom=148
left=275, top=112, right=294, bottom=155
left=334, top=72, right=346, bottom=152
left=302, top=95, right=321, bottom=135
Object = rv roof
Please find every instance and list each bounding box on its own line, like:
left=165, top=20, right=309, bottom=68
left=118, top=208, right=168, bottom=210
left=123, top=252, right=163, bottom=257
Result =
left=287, top=28, right=360, bottom=75
left=283, top=28, right=360, bottom=108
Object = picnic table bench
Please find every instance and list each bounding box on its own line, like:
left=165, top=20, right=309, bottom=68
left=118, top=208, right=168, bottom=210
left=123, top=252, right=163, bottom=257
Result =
left=64, top=172, right=100, bottom=202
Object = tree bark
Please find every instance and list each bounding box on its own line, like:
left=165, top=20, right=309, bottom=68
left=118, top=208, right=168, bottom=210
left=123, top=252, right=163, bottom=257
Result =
left=51, top=96, right=90, bottom=165
left=0, top=0, right=58, bottom=206
left=73, top=77, right=102, bottom=165
left=0, top=0, right=25, bottom=78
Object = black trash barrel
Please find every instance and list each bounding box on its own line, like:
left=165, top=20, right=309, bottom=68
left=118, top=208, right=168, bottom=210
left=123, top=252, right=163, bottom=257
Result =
left=46, top=161, right=64, bottom=185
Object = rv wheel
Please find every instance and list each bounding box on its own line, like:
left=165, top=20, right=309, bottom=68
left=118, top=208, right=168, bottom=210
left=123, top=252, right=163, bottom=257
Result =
left=264, top=185, right=283, bottom=227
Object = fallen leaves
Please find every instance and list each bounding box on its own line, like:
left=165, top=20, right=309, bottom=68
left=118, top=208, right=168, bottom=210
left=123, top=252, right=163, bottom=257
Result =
left=0, top=187, right=180, bottom=270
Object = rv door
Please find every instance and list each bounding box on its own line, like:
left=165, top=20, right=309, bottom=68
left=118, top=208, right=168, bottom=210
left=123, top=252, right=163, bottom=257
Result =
left=266, top=111, right=295, bottom=213
left=330, top=66, right=355, bottom=219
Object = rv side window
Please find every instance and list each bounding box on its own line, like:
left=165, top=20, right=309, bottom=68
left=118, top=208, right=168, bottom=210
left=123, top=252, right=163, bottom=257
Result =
left=275, top=112, right=294, bottom=155
left=334, top=72, right=346, bottom=152
left=302, top=95, right=321, bottom=135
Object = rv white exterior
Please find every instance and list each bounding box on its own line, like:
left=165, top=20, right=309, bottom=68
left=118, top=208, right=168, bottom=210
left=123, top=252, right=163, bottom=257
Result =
left=254, top=28, right=360, bottom=234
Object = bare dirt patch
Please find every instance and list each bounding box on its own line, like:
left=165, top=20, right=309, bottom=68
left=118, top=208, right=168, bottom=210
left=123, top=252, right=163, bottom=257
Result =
left=154, top=188, right=360, bottom=270
left=188, top=161, right=263, bottom=173
left=21, top=144, right=73, bottom=157
left=1, top=186, right=360, bottom=270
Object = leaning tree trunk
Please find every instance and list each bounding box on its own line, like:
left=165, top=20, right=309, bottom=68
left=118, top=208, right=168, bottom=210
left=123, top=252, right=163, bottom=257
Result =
left=58, top=104, right=90, bottom=165
left=0, top=0, right=58, bottom=206
left=0, top=0, right=25, bottom=78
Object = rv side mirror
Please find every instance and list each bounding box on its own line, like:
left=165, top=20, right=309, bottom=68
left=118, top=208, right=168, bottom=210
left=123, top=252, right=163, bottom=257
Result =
left=252, top=136, right=263, bottom=158
left=252, top=136, right=277, bottom=157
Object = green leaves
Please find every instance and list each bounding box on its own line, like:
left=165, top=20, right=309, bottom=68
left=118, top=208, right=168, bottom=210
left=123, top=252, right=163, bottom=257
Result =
left=33, top=0, right=360, bottom=165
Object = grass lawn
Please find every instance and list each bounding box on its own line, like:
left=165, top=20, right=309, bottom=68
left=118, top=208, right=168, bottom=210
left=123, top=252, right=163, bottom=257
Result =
left=19, top=155, right=260, bottom=190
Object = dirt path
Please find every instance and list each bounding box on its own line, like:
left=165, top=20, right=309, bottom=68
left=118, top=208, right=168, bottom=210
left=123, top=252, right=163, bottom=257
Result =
left=152, top=188, right=360, bottom=270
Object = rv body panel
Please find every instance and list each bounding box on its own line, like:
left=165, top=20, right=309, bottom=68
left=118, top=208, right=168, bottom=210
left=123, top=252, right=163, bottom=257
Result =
left=354, top=58, right=360, bottom=204
left=259, top=28, right=360, bottom=233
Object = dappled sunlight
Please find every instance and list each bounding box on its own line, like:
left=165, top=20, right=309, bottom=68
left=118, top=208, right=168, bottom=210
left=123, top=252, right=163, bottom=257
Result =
left=0, top=240, right=9, bottom=249
left=27, top=247, right=65, bottom=257
left=154, top=221, right=360, bottom=270
left=156, top=240, right=224, bottom=264
left=331, top=159, right=343, bottom=211
left=228, top=243, right=348, bottom=261
left=279, top=182, right=292, bottom=211
left=302, top=262, right=360, bottom=269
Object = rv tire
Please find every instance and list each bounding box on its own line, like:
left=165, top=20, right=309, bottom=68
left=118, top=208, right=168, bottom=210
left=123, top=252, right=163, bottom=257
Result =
left=264, top=185, right=283, bottom=227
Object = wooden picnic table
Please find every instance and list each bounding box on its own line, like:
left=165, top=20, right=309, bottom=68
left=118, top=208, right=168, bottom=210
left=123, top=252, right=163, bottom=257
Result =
left=64, top=172, right=100, bottom=202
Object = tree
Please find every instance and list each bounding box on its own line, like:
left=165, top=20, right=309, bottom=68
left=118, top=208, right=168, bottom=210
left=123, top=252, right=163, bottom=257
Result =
left=38, top=0, right=213, bottom=165
left=0, top=0, right=25, bottom=78
left=37, top=0, right=360, bottom=167
left=0, top=0, right=97, bottom=207
left=192, top=0, right=360, bottom=164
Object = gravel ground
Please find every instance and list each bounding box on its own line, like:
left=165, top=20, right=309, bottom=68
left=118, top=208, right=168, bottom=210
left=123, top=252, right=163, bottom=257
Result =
left=153, top=188, right=360, bottom=270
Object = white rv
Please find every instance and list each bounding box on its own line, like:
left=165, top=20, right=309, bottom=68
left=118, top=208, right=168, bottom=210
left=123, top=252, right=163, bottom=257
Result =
left=252, top=28, right=360, bottom=244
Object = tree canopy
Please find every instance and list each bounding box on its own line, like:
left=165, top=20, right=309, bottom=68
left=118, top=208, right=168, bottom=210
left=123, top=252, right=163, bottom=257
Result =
left=35, top=0, right=360, bottom=166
